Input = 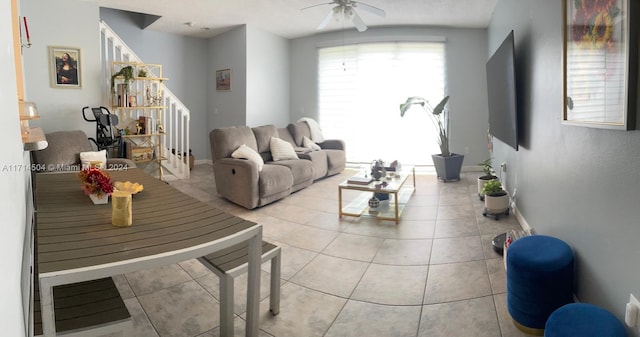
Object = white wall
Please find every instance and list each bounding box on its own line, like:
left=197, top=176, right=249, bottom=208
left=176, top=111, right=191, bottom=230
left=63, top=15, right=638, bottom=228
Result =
left=0, top=0, right=30, bottom=335
left=21, top=0, right=102, bottom=136
left=289, top=26, right=490, bottom=165
left=208, top=26, right=248, bottom=132
left=246, top=26, right=290, bottom=127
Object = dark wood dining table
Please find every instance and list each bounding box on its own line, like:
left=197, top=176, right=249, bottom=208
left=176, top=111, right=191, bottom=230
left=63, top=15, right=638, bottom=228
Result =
left=35, top=168, right=263, bottom=336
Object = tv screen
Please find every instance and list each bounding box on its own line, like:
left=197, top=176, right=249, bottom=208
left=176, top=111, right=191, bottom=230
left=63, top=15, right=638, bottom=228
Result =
left=486, top=30, right=518, bottom=150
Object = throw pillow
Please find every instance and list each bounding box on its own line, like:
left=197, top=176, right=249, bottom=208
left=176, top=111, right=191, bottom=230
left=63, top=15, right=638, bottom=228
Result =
left=231, top=144, right=264, bottom=171
left=303, top=136, right=321, bottom=151
left=270, top=137, right=299, bottom=161
left=80, top=150, right=107, bottom=169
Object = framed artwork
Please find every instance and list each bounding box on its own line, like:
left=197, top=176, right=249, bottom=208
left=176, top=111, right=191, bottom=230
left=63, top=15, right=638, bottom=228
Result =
left=562, top=0, right=638, bottom=129
left=216, top=68, right=231, bottom=91
left=49, top=46, right=81, bottom=88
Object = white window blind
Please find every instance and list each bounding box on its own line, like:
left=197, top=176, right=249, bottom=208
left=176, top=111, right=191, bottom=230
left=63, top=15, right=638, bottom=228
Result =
left=318, top=42, right=446, bottom=166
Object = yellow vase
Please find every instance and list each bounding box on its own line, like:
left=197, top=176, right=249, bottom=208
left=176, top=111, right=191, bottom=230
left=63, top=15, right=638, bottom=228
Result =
left=111, top=191, right=132, bottom=227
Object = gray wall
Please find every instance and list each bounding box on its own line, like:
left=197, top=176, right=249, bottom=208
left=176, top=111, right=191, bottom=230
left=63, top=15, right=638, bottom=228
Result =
left=100, top=8, right=210, bottom=161
left=208, top=26, right=248, bottom=131
left=489, top=1, right=640, bottom=334
left=21, top=0, right=102, bottom=136
left=289, top=26, right=490, bottom=166
left=246, top=26, right=290, bottom=127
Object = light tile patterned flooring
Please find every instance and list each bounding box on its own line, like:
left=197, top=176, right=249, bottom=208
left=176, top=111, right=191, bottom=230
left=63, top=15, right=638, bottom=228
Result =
left=111, top=164, right=534, bottom=336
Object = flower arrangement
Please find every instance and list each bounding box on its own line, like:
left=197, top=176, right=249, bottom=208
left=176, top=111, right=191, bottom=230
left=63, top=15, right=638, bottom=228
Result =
left=78, top=167, right=114, bottom=197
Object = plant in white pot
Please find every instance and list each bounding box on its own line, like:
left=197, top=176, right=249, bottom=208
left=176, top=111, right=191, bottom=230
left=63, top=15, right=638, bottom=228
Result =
left=477, top=158, right=498, bottom=200
left=481, top=179, right=510, bottom=220
left=399, top=95, right=464, bottom=182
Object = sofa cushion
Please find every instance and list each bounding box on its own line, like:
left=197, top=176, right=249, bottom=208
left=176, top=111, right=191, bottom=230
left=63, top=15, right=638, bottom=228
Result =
left=231, top=144, right=264, bottom=171
left=297, top=150, right=328, bottom=180
left=303, top=136, right=321, bottom=151
left=270, top=137, right=298, bottom=161
left=286, top=122, right=312, bottom=147
left=325, top=149, right=347, bottom=176
left=258, top=164, right=293, bottom=199
left=268, top=160, right=313, bottom=190
left=276, top=127, right=295, bottom=145
left=210, top=126, right=258, bottom=161
left=252, top=125, right=278, bottom=153
left=34, top=130, right=93, bottom=171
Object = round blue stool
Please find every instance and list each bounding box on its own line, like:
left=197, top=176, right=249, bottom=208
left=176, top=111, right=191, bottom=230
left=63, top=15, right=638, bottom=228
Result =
left=545, top=303, right=627, bottom=337
left=507, top=235, right=574, bottom=335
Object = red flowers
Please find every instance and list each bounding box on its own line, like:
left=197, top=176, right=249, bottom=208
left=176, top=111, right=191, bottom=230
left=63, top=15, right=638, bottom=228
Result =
left=78, top=168, right=114, bottom=197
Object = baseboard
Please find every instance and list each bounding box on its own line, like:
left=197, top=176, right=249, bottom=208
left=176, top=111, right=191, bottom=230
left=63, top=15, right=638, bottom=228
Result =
left=461, top=165, right=482, bottom=172
left=513, top=205, right=532, bottom=232
left=345, top=163, right=482, bottom=173
left=195, top=159, right=212, bottom=165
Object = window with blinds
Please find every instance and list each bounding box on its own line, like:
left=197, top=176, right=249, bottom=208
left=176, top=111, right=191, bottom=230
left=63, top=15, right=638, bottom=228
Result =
left=318, top=42, right=446, bottom=165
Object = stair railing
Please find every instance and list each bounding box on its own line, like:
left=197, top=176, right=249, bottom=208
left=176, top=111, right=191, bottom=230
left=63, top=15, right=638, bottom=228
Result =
left=99, top=20, right=190, bottom=179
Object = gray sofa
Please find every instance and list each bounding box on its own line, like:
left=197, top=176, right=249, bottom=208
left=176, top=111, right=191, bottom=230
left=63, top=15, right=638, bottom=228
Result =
left=209, top=122, right=346, bottom=209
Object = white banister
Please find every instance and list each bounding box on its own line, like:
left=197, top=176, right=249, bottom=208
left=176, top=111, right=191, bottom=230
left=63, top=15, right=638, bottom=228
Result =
left=99, top=20, right=190, bottom=179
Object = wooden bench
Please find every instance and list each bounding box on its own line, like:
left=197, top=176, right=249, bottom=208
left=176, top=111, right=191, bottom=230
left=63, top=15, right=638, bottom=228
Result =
left=33, top=253, right=131, bottom=336
left=198, top=240, right=281, bottom=337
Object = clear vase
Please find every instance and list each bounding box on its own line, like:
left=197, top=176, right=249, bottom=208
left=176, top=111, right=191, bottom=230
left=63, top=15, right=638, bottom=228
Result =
left=89, top=193, right=109, bottom=205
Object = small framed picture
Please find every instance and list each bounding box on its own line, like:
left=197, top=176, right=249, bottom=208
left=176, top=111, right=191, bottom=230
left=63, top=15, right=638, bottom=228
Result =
left=216, top=68, right=231, bottom=91
left=49, top=46, right=81, bottom=88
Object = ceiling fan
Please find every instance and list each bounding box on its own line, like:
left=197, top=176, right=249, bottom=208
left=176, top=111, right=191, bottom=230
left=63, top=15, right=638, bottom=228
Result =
left=302, top=0, right=386, bottom=32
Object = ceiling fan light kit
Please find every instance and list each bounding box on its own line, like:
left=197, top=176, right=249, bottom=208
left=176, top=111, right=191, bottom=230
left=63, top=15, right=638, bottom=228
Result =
left=302, top=0, right=386, bottom=32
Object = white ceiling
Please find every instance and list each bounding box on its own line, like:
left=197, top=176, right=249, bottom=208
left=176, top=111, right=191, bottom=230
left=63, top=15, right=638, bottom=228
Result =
left=97, top=0, right=498, bottom=39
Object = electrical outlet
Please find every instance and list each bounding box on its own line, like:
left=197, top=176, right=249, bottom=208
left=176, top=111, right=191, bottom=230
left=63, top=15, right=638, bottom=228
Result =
left=501, top=162, right=507, bottom=172
left=464, top=146, right=470, bottom=154
left=626, top=294, right=640, bottom=327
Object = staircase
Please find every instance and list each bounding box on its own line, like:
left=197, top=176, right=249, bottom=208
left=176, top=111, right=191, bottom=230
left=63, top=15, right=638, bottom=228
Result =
left=99, top=20, right=190, bottom=179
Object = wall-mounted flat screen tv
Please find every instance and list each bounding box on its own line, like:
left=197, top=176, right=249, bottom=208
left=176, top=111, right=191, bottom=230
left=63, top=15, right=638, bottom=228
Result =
left=486, top=30, right=519, bottom=150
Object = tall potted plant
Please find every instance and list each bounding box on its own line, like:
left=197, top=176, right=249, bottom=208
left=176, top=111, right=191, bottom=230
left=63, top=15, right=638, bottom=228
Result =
left=400, top=95, right=464, bottom=182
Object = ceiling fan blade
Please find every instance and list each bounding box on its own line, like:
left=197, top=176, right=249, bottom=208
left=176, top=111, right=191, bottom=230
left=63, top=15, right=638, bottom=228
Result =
left=354, top=2, right=386, bottom=17
left=317, top=9, right=335, bottom=30
left=348, top=8, right=368, bottom=32
left=301, top=2, right=334, bottom=11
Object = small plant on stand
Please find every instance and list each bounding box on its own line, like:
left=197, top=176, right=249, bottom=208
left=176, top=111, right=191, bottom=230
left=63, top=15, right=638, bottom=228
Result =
left=477, top=158, right=498, bottom=200
left=481, top=179, right=509, bottom=220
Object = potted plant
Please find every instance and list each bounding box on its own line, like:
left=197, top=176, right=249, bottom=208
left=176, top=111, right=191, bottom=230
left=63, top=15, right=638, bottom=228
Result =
left=477, top=158, right=498, bottom=199
left=481, top=179, right=509, bottom=219
left=110, top=65, right=134, bottom=93
left=399, top=95, right=464, bottom=182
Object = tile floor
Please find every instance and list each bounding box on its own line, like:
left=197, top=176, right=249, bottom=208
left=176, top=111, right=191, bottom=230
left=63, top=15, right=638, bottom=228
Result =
left=112, top=163, right=534, bottom=337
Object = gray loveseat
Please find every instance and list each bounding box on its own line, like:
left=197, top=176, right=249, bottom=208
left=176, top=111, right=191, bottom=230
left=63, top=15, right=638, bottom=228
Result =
left=33, top=130, right=136, bottom=171
left=209, top=122, right=346, bottom=209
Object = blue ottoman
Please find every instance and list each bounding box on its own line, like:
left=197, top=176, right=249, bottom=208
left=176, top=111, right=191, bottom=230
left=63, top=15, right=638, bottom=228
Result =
left=545, top=303, right=627, bottom=337
left=507, top=235, right=574, bottom=335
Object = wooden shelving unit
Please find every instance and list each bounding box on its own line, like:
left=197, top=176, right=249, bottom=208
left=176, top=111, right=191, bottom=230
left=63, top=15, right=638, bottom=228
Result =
left=111, top=62, right=167, bottom=180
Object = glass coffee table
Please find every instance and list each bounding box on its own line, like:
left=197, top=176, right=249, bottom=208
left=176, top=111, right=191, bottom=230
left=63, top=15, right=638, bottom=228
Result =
left=338, top=167, right=415, bottom=224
